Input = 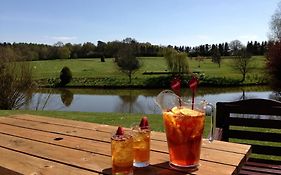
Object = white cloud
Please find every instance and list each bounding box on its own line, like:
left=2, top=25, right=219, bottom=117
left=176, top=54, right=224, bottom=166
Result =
left=45, top=36, right=77, bottom=41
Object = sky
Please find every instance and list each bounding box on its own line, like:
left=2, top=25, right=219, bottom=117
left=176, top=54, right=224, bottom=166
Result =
left=0, top=0, right=280, bottom=46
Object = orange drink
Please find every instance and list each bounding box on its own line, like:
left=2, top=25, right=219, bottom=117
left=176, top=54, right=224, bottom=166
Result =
left=132, top=117, right=150, bottom=167
left=132, top=127, right=150, bottom=167
left=111, top=127, right=134, bottom=175
left=163, top=106, right=205, bottom=168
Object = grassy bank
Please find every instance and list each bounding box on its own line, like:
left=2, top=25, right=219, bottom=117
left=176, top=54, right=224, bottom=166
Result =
left=30, top=56, right=268, bottom=87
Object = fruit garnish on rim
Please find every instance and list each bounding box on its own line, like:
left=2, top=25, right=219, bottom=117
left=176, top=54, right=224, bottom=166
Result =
left=139, top=116, right=149, bottom=130
left=171, top=106, right=203, bottom=117
left=115, top=126, right=124, bottom=136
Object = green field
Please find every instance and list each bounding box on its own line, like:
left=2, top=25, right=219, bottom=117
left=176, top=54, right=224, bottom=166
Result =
left=30, top=56, right=268, bottom=87
left=0, top=110, right=211, bottom=136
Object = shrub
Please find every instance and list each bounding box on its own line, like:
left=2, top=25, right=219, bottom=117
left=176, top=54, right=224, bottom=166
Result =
left=59, top=66, right=72, bottom=86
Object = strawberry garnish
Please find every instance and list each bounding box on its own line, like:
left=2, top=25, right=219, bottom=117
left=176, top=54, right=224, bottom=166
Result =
left=139, top=116, right=149, bottom=130
left=115, top=126, right=124, bottom=136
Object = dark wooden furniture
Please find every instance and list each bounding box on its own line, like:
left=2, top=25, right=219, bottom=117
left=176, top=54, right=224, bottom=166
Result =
left=0, top=114, right=251, bottom=175
left=216, top=99, right=281, bottom=175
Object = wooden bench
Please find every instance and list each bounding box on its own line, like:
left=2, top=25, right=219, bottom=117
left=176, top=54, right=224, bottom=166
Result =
left=216, top=99, right=281, bottom=175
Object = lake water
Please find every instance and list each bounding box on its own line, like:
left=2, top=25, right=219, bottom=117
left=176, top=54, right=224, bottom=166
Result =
left=21, top=86, right=279, bottom=114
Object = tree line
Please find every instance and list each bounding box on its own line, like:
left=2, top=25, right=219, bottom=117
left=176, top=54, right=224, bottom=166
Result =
left=0, top=38, right=268, bottom=61
left=180, top=41, right=268, bottom=57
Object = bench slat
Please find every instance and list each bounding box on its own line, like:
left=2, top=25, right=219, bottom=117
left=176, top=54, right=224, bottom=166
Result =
left=229, top=130, right=281, bottom=142
left=229, top=117, right=281, bottom=129
left=241, top=164, right=281, bottom=174
left=251, top=144, right=281, bottom=156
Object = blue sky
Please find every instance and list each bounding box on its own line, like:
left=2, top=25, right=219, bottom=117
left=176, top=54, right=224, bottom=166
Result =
left=0, top=0, right=280, bottom=46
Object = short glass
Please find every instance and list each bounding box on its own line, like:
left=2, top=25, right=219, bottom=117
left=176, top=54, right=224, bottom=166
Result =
left=111, top=133, right=134, bottom=175
left=131, top=125, right=151, bottom=167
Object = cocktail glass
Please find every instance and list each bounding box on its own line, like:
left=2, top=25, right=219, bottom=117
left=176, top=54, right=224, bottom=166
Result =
left=156, top=90, right=215, bottom=170
left=131, top=124, right=150, bottom=167
left=111, top=127, right=134, bottom=175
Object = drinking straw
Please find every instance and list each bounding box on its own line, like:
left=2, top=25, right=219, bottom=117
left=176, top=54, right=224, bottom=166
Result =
left=189, top=76, right=199, bottom=110
left=171, top=76, right=182, bottom=106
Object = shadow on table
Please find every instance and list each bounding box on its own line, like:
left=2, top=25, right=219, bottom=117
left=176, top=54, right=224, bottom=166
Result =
left=0, top=166, right=23, bottom=175
left=102, top=161, right=198, bottom=175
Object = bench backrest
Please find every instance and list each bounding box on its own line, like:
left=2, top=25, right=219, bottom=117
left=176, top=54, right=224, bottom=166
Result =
left=216, top=98, right=281, bottom=164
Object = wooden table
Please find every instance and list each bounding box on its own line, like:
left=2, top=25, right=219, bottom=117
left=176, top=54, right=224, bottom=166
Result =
left=0, top=115, right=251, bottom=175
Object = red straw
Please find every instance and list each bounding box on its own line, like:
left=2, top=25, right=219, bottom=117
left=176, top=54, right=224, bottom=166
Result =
left=171, top=76, right=181, bottom=96
left=171, top=76, right=182, bottom=106
left=189, top=76, right=199, bottom=109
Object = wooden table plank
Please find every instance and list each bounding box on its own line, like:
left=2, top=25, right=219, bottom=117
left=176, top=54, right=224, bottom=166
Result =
left=0, top=123, right=237, bottom=175
left=0, top=115, right=251, bottom=175
left=0, top=116, right=249, bottom=167
left=11, top=114, right=251, bottom=154
left=0, top=147, right=99, bottom=175
left=0, top=133, right=112, bottom=173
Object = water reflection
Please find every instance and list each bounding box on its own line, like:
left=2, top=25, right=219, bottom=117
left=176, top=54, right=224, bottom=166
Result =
left=269, top=91, right=281, bottom=101
left=60, top=89, right=74, bottom=107
left=21, top=86, right=276, bottom=114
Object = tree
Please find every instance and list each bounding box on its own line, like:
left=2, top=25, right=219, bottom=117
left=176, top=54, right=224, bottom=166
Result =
left=232, top=49, right=253, bottom=82
left=229, top=40, right=244, bottom=55
left=266, top=41, right=281, bottom=88
left=164, top=48, right=189, bottom=74
left=0, top=47, right=34, bottom=109
left=97, top=40, right=106, bottom=57
left=267, top=2, right=281, bottom=89
left=59, top=66, right=72, bottom=86
left=224, top=42, right=230, bottom=56
left=270, top=1, right=281, bottom=41
left=211, top=46, right=221, bottom=67
left=56, top=46, right=70, bottom=59
left=116, top=43, right=140, bottom=83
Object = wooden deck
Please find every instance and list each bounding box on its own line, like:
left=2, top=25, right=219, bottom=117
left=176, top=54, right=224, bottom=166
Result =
left=0, top=115, right=251, bottom=175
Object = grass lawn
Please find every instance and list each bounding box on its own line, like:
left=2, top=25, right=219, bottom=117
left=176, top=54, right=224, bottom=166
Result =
left=30, top=56, right=267, bottom=86
left=0, top=110, right=212, bottom=137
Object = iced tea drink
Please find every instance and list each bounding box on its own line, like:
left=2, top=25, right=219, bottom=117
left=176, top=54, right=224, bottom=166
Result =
left=163, top=106, right=205, bottom=168
left=111, top=127, right=134, bottom=175
left=132, top=128, right=150, bottom=167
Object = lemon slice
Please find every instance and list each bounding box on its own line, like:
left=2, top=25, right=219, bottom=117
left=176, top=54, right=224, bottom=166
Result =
left=180, top=108, right=198, bottom=116
left=171, top=106, right=181, bottom=114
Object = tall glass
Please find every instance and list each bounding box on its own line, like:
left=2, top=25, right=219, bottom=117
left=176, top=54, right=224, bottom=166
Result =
left=156, top=90, right=215, bottom=170
left=132, top=125, right=150, bottom=167
left=111, top=132, right=134, bottom=175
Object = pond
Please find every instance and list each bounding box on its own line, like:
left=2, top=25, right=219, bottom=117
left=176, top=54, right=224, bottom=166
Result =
left=21, top=86, right=279, bottom=114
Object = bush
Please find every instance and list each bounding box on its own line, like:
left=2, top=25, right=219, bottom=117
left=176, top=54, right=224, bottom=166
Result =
left=59, top=66, right=72, bottom=86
